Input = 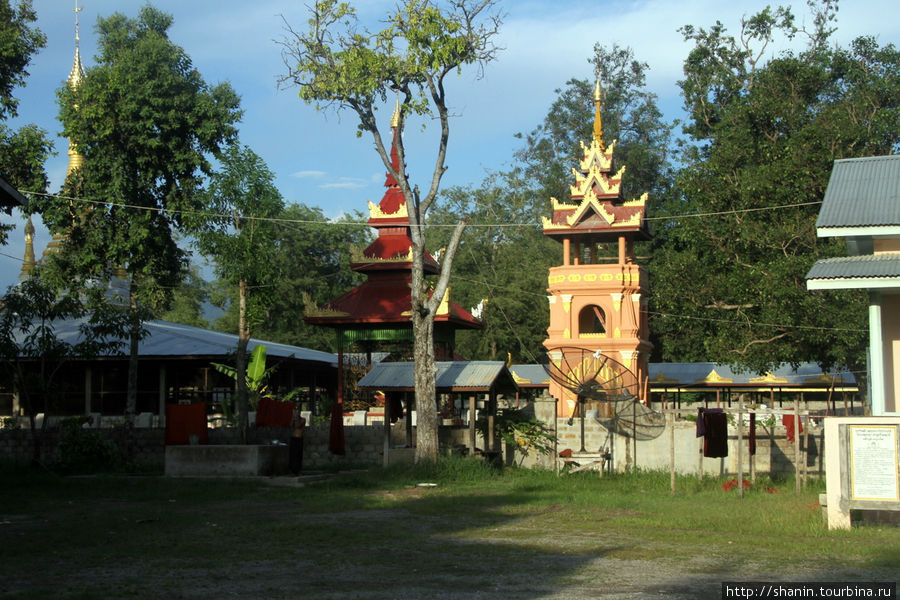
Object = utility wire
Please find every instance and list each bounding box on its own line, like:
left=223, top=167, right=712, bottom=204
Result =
left=18, top=190, right=822, bottom=229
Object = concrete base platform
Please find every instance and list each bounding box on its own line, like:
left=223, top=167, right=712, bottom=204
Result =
left=165, top=444, right=289, bottom=477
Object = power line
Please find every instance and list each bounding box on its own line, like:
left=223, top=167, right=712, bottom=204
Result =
left=18, top=190, right=822, bottom=229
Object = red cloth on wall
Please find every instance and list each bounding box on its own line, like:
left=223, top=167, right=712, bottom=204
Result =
left=165, top=402, right=209, bottom=445
left=749, top=412, right=757, bottom=456
left=782, top=412, right=804, bottom=443
left=697, top=408, right=728, bottom=458
left=255, top=397, right=294, bottom=428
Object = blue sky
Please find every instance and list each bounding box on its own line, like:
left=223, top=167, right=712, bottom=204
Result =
left=2, top=0, right=897, bottom=290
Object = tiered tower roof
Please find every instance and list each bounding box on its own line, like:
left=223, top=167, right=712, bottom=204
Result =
left=542, top=81, right=650, bottom=242
left=355, top=102, right=438, bottom=274
left=305, top=103, right=480, bottom=331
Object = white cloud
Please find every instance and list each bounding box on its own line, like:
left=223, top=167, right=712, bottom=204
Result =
left=320, top=179, right=369, bottom=190
left=292, top=170, right=327, bottom=179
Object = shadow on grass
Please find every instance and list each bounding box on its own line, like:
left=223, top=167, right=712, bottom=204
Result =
left=0, top=461, right=895, bottom=599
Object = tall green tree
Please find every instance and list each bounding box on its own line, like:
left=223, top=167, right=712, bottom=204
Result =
left=430, top=170, right=556, bottom=363
left=280, top=0, right=502, bottom=462
left=0, top=0, right=52, bottom=245
left=249, top=203, right=369, bottom=351
left=36, top=5, right=241, bottom=423
left=160, top=264, right=211, bottom=329
left=191, top=143, right=282, bottom=441
left=652, top=2, right=899, bottom=376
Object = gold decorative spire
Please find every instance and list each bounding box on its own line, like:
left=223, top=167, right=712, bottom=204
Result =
left=20, top=215, right=36, bottom=278
left=390, top=97, right=400, bottom=129
left=592, top=79, right=605, bottom=151
left=68, top=1, right=85, bottom=89
left=66, top=1, right=85, bottom=178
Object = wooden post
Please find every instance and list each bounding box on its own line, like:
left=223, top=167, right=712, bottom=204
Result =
left=468, top=395, right=476, bottom=456
left=158, top=365, right=167, bottom=427
left=487, top=392, right=495, bottom=453
left=405, top=392, right=413, bottom=446
left=383, top=393, right=391, bottom=468
left=737, top=396, right=744, bottom=499
left=802, top=393, right=809, bottom=490
left=84, top=366, right=92, bottom=415
left=698, top=438, right=704, bottom=481
left=794, top=396, right=801, bottom=494
left=669, top=411, right=676, bottom=495
left=750, top=409, right=756, bottom=484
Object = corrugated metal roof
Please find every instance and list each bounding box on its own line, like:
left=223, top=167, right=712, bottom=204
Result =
left=15, top=318, right=338, bottom=365
left=357, top=361, right=518, bottom=393
left=817, top=155, right=900, bottom=229
left=505, top=363, right=856, bottom=389
left=648, top=362, right=856, bottom=388
left=806, top=254, right=900, bottom=281
left=509, top=364, right=551, bottom=387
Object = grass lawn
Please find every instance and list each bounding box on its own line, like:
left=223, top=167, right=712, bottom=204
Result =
left=1, top=459, right=897, bottom=599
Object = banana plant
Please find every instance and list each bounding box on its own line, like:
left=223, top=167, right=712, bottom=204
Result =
left=211, top=345, right=280, bottom=411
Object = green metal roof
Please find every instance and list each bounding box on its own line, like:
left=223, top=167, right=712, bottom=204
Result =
left=817, top=155, right=900, bottom=230
left=806, top=254, right=900, bottom=289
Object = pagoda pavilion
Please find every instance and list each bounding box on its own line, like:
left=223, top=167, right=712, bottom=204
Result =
left=305, top=104, right=482, bottom=403
left=542, top=82, right=653, bottom=417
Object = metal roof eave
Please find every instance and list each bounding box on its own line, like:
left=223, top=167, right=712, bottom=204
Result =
left=807, top=277, right=900, bottom=290
left=817, top=226, right=900, bottom=238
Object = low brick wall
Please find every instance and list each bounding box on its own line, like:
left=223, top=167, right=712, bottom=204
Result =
left=553, top=418, right=824, bottom=476
left=0, top=424, right=463, bottom=471
left=1, top=416, right=823, bottom=477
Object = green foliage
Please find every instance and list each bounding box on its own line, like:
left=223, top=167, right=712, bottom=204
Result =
left=429, top=171, right=556, bottom=361
left=216, top=203, right=370, bottom=352
left=54, top=417, right=122, bottom=474
left=431, top=43, right=673, bottom=363
left=190, top=143, right=282, bottom=312
left=476, top=407, right=556, bottom=465
left=0, top=274, right=129, bottom=444
left=210, top=344, right=277, bottom=408
left=651, top=2, right=898, bottom=373
left=0, top=0, right=51, bottom=245
left=0, top=0, right=45, bottom=121
left=281, top=0, right=504, bottom=461
left=159, top=264, right=211, bottom=328
left=36, top=4, right=241, bottom=314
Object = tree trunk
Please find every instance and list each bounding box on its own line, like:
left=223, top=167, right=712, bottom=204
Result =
left=236, top=279, right=250, bottom=443
left=125, top=281, right=140, bottom=427
left=413, top=309, right=438, bottom=463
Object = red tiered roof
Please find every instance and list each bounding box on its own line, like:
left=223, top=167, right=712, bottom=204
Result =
left=306, top=106, right=480, bottom=333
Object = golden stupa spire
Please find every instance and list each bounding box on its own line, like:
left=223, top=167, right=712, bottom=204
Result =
left=20, top=215, right=36, bottom=278
left=390, top=97, right=401, bottom=129
left=66, top=1, right=85, bottom=178
left=592, top=79, right=605, bottom=151
left=68, top=1, right=84, bottom=89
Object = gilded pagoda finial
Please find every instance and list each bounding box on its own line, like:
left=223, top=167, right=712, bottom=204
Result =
left=390, top=97, right=401, bottom=129
left=20, top=215, right=36, bottom=278
left=592, top=79, right=605, bottom=151
left=68, top=1, right=85, bottom=89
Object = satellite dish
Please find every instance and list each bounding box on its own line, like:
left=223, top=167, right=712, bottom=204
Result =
left=544, top=346, right=664, bottom=452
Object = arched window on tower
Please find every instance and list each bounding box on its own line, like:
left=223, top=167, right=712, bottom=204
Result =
left=578, top=305, right=606, bottom=337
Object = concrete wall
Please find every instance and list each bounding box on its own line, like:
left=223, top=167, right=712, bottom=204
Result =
left=551, top=415, right=823, bottom=476
left=0, top=423, right=494, bottom=471
left=0, top=408, right=823, bottom=477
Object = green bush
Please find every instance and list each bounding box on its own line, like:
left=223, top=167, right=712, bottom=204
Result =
left=54, top=418, right=123, bottom=474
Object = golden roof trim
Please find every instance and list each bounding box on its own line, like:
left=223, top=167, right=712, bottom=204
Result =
left=368, top=199, right=409, bottom=220
left=696, top=369, right=734, bottom=384
left=749, top=372, right=790, bottom=384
